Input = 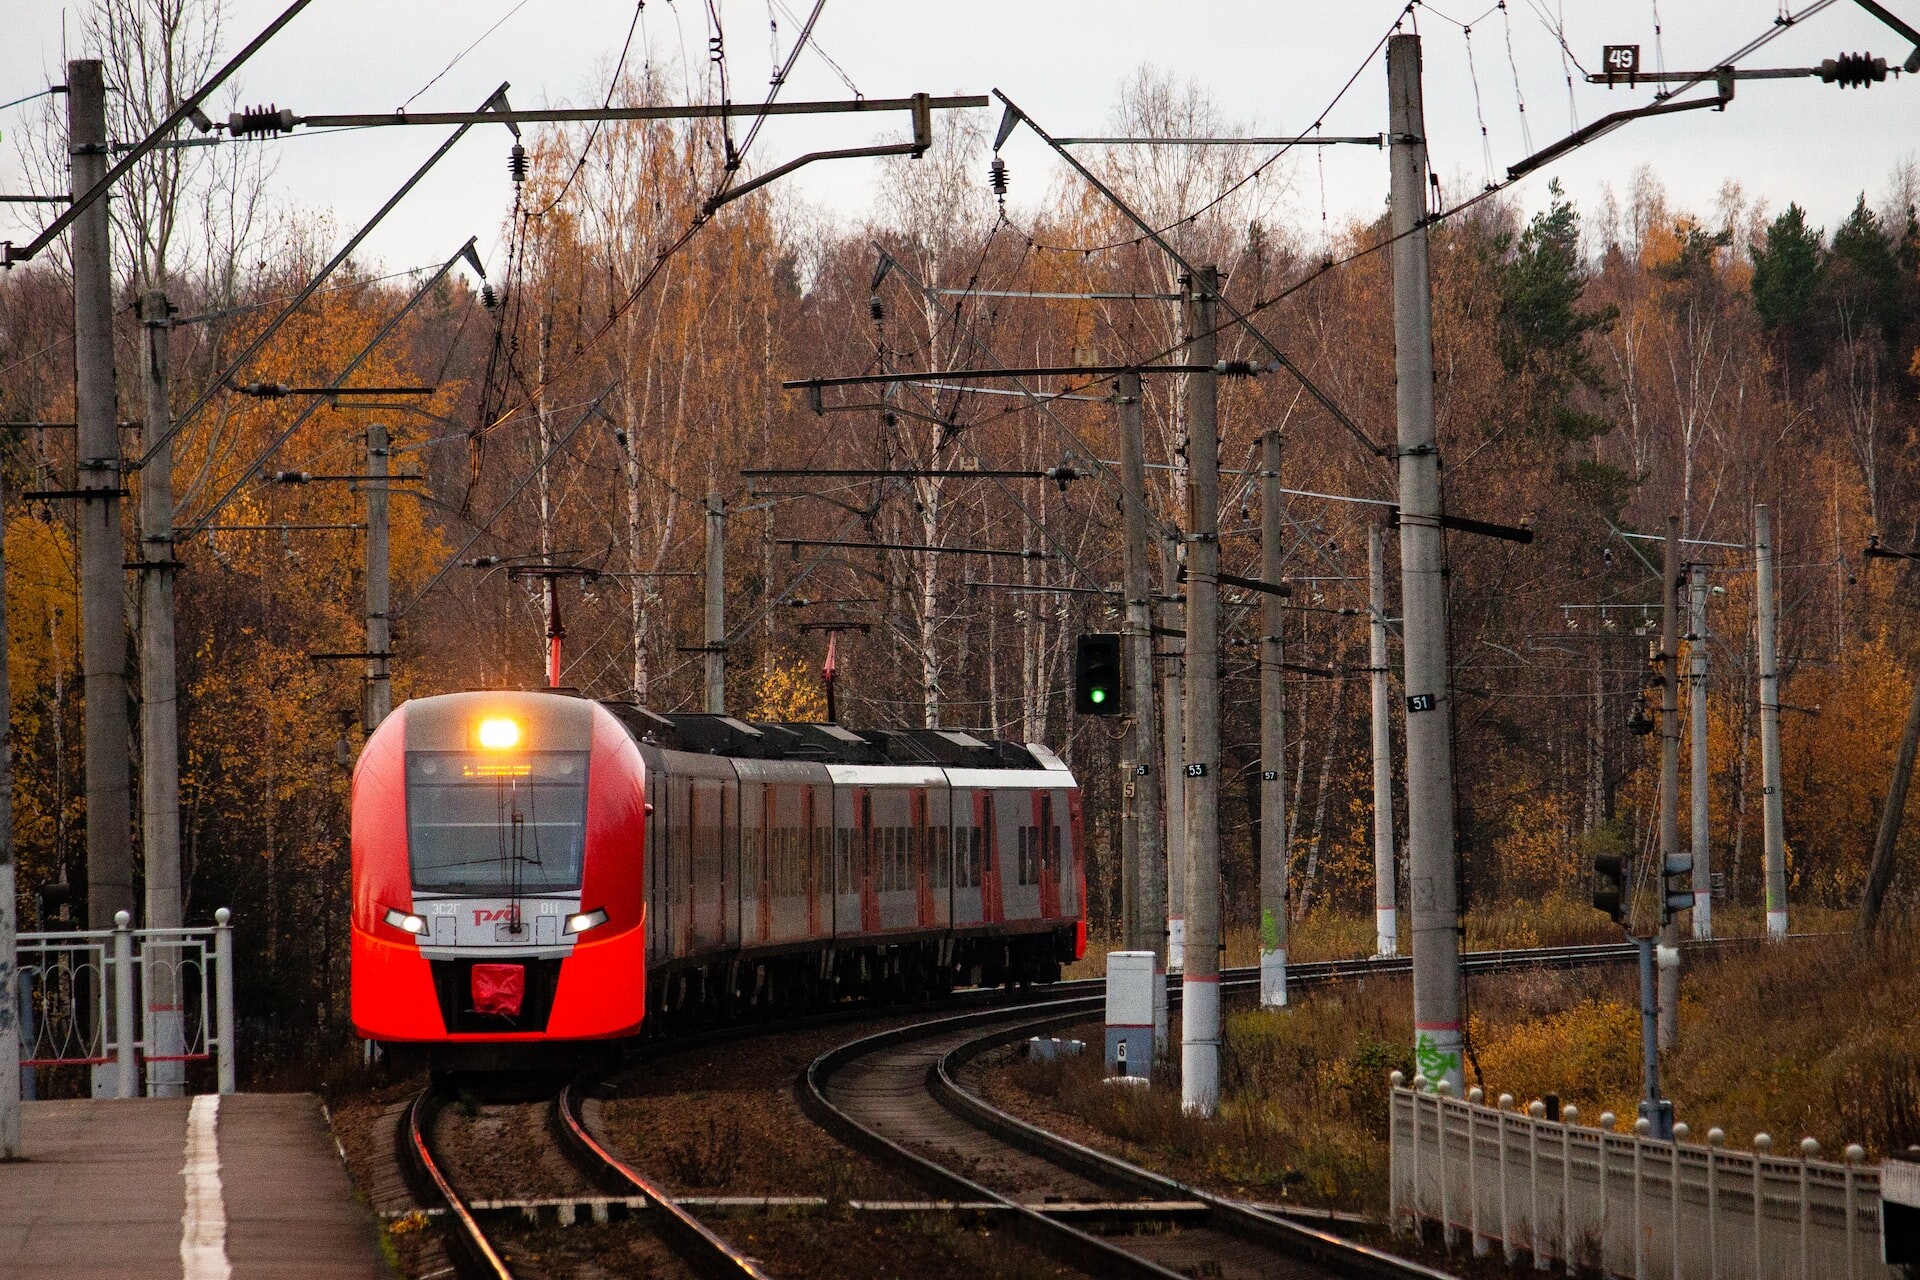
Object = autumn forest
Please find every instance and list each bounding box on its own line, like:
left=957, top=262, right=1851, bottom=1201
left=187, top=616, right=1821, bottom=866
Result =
left=4, top=59, right=1919, bottom=1059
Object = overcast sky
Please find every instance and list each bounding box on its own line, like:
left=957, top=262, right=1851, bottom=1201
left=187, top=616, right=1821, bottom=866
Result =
left=3, top=0, right=1916, bottom=283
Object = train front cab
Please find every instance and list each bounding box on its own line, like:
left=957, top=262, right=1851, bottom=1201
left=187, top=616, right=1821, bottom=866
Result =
left=351, top=691, right=649, bottom=1062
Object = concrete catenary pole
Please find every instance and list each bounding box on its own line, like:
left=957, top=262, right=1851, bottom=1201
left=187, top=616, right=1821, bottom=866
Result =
left=72, top=61, right=135, bottom=1098
left=1388, top=35, right=1464, bottom=1096
left=1180, top=266, right=1222, bottom=1115
left=1117, top=372, right=1168, bottom=1050
left=1657, top=517, right=1682, bottom=1050
left=72, top=60, right=134, bottom=934
left=705, top=491, right=725, bottom=714
left=1161, top=533, right=1187, bottom=973
left=1687, top=562, right=1713, bottom=938
left=1754, top=503, right=1788, bottom=938
left=1369, top=525, right=1399, bottom=958
left=139, top=292, right=185, bottom=1096
left=364, top=424, right=392, bottom=731
left=1258, top=430, right=1289, bottom=1008
left=0, top=474, right=18, bottom=1153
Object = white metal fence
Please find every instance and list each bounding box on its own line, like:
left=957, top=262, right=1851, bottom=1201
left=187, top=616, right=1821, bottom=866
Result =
left=1389, top=1081, right=1893, bottom=1280
left=14, top=908, right=235, bottom=1098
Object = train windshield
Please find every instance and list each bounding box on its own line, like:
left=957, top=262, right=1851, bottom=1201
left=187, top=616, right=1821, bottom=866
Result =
left=405, top=751, right=590, bottom=892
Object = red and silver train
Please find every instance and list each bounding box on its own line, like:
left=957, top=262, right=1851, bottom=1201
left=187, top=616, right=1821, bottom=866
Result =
left=351, top=690, right=1084, bottom=1065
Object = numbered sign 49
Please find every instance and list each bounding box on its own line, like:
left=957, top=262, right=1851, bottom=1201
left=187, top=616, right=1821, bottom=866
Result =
left=1603, top=44, right=1640, bottom=75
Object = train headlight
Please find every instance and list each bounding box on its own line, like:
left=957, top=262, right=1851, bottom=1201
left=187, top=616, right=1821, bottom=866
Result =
left=563, top=907, right=609, bottom=936
left=475, top=716, right=522, bottom=750
left=383, top=907, right=428, bottom=935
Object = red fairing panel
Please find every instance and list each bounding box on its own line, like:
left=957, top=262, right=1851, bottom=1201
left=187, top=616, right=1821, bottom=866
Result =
left=351, top=706, right=413, bottom=939
left=554, top=703, right=651, bottom=1037
left=579, top=702, right=648, bottom=940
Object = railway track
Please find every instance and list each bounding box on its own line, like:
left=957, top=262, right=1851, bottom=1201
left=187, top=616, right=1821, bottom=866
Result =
left=391, top=938, right=1717, bottom=1278
left=397, top=1078, right=774, bottom=1279
left=799, top=939, right=1691, bottom=1280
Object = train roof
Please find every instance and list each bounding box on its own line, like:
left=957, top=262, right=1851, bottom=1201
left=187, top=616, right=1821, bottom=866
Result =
left=598, top=702, right=1053, bottom=771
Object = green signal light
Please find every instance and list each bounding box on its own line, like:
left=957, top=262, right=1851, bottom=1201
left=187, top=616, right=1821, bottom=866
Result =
left=1089, top=688, right=1107, bottom=703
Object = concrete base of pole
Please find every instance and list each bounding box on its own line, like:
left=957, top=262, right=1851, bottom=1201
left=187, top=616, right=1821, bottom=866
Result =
left=1259, top=947, right=1287, bottom=1008
left=1180, top=976, right=1220, bottom=1116
left=1376, top=907, right=1399, bottom=958
left=1414, top=1025, right=1465, bottom=1097
left=1168, top=917, right=1185, bottom=972
left=1767, top=910, right=1787, bottom=939
left=1655, top=943, right=1680, bottom=1053
left=145, top=1008, right=186, bottom=1097
left=1691, top=893, right=1712, bottom=940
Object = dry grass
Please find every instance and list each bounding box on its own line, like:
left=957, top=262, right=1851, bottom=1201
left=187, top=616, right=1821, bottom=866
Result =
left=1476, top=925, right=1920, bottom=1157
left=1007, top=921, right=1919, bottom=1218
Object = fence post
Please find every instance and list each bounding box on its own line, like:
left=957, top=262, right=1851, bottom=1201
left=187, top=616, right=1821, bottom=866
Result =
left=1390, top=1074, right=1404, bottom=1231
left=1634, top=1121, right=1648, bottom=1280
left=1600, top=1114, right=1616, bottom=1272
left=1843, top=1144, right=1864, bottom=1280
left=1499, top=1093, right=1517, bottom=1263
left=1410, top=1075, right=1425, bottom=1237
left=1468, top=1087, right=1487, bottom=1256
left=1529, top=1100, right=1547, bottom=1269
left=1438, top=1083, right=1457, bottom=1248
left=1798, top=1139, right=1817, bottom=1280
left=1563, top=1105, right=1580, bottom=1273
left=1672, top=1128, right=1686, bottom=1280
left=112, top=911, right=135, bottom=1098
left=1708, top=1128, right=1724, bottom=1280
left=1755, top=1134, right=1772, bottom=1280
left=214, top=908, right=235, bottom=1095
left=17, top=968, right=35, bottom=1101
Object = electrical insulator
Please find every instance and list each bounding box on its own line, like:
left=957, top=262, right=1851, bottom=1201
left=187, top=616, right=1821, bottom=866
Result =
left=508, top=143, right=529, bottom=184
left=1819, top=52, right=1888, bottom=87
left=869, top=295, right=885, bottom=323
left=989, top=156, right=1009, bottom=197
left=1217, top=359, right=1259, bottom=378
left=227, top=105, right=295, bottom=137
left=480, top=283, right=500, bottom=311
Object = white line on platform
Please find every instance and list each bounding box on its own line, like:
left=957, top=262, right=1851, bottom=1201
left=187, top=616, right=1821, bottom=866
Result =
left=180, top=1095, right=231, bottom=1280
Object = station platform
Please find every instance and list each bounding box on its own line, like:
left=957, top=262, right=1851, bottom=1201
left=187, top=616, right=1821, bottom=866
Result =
left=0, top=1093, right=388, bottom=1279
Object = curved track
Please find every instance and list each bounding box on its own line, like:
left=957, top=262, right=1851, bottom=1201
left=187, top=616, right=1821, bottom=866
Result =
left=800, top=940, right=1687, bottom=1280
left=399, top=1079, right=774, bottom=1280
left=397, top=1086, right=518, bottom=1280
left=397, top=939, right=1727, bottom=1278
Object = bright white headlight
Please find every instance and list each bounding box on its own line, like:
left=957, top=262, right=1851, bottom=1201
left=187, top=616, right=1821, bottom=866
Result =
left=563, top=907, right=609, bottom=936
left=383, top=907, right=428, bottom=935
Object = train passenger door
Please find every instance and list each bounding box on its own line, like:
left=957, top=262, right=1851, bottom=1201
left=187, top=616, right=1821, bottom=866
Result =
left=976, top=789, right=1003, bottom=924
left=858, top=789, right=880, bottom=933
left=804, top=785, right=822, bottom=937
left=1036, top=791, right=1061, bottom=919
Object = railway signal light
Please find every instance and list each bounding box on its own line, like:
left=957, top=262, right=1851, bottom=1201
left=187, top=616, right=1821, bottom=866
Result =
left=1073, top=633, right=1122, bottom=716
left=1592, top=854, right=1628, bottom=925
left=1661, top=855, right=1694, bottom=924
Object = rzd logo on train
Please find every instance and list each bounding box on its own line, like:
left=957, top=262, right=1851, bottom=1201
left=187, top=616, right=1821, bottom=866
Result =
left=472, top=907, right=522, bottom=927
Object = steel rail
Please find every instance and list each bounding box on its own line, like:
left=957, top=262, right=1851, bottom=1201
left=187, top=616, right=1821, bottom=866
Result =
left=800, top=939, right=1751, bottom=1280
left=552, top=1078, right=774, bottom=1279
left=799, top=994, right=1190, bottom=1280
left=397, top=1086, right=516, bottom=1280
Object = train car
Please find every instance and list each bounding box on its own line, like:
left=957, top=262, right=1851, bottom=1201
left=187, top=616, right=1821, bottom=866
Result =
left=350, top=689, right=1084, bottom=1068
